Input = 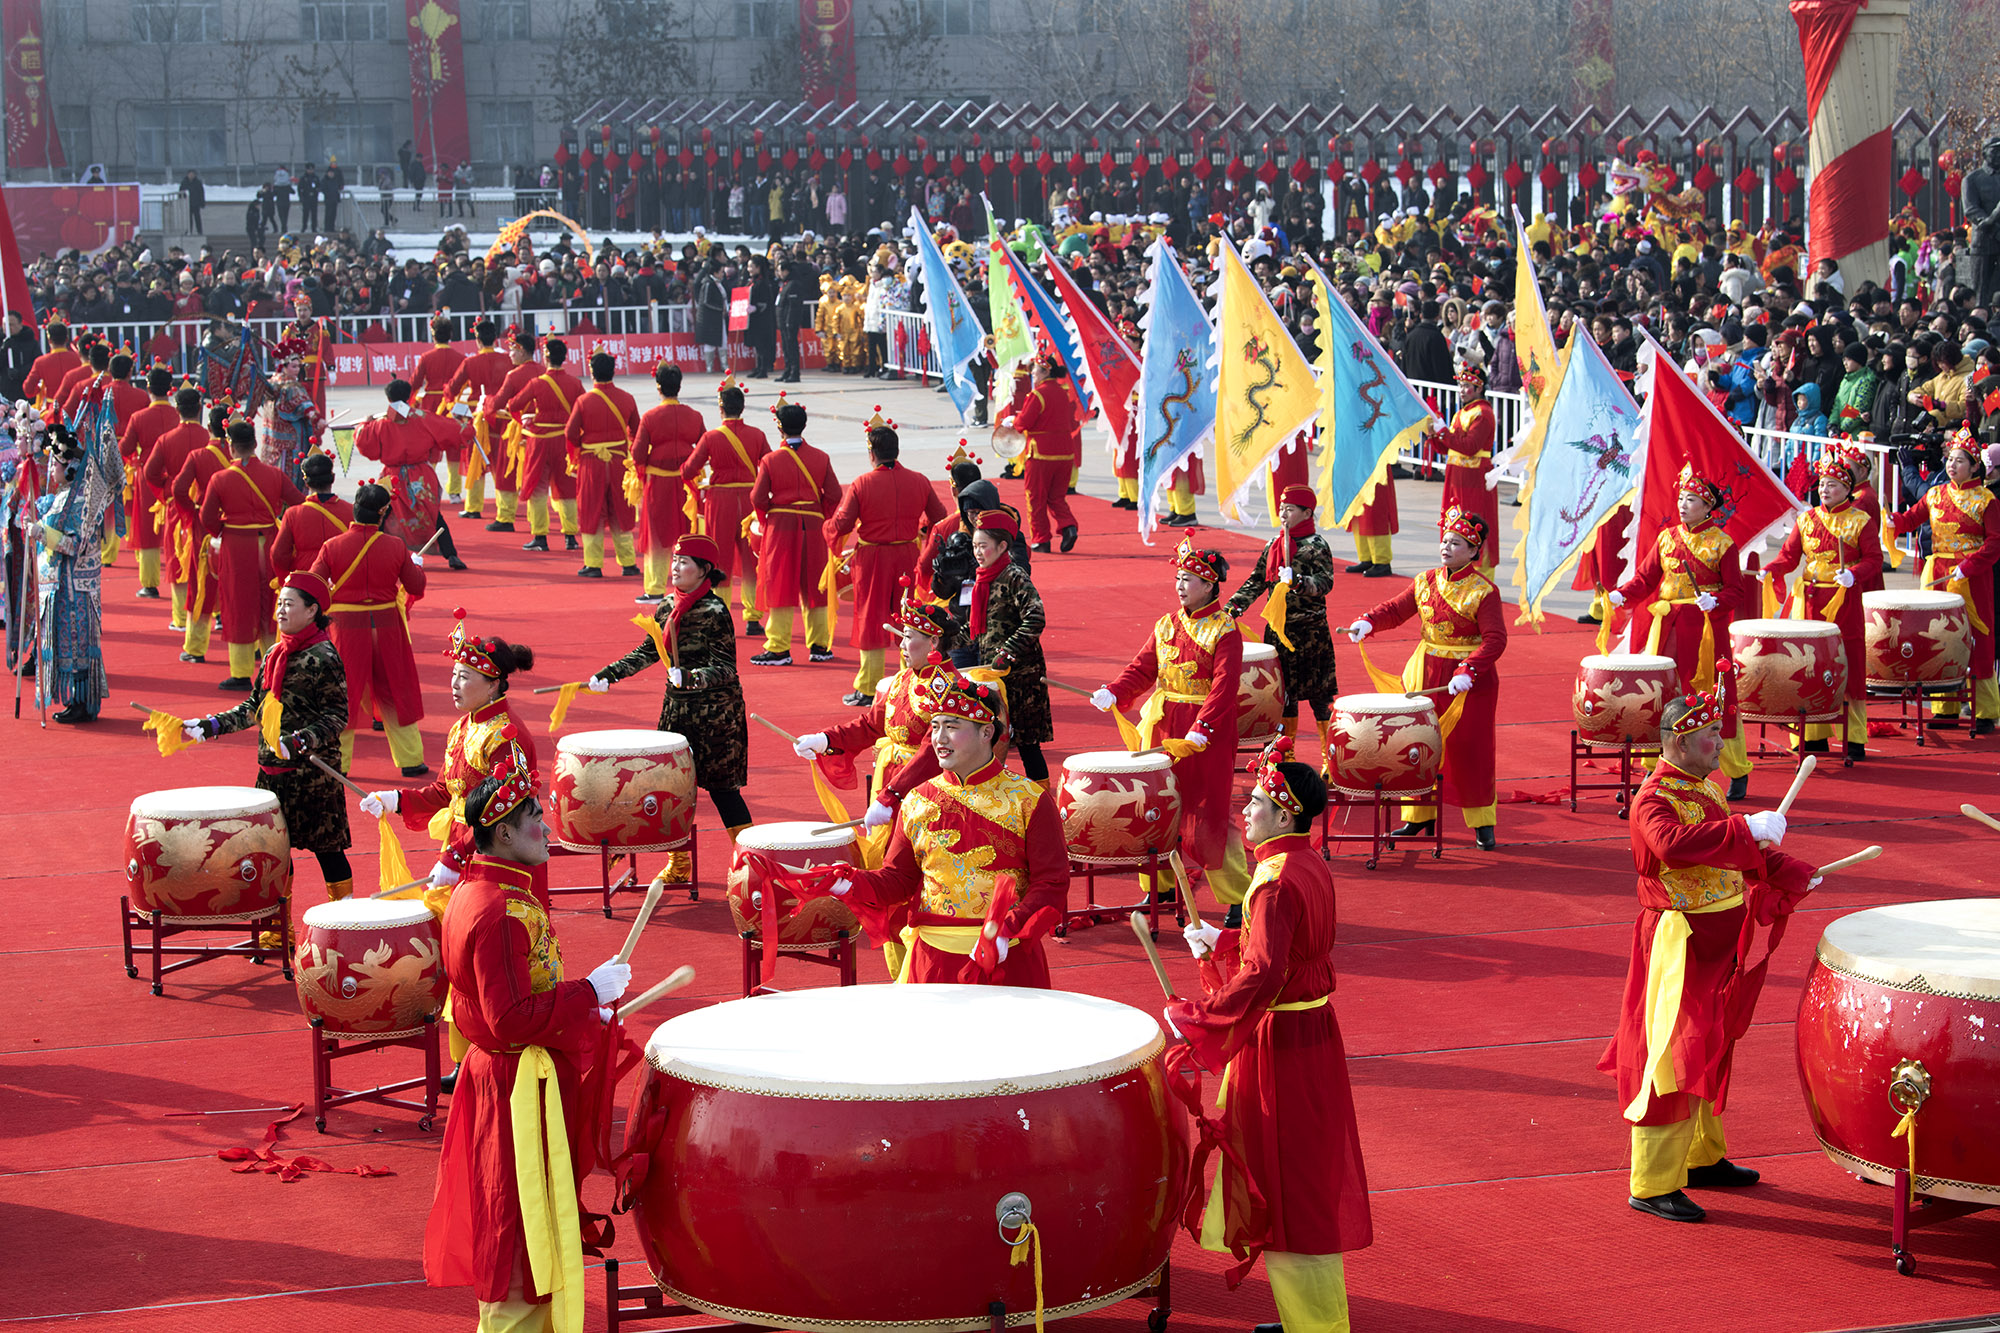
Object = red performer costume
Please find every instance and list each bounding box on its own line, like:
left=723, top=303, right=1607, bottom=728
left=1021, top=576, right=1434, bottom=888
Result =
left=444, top=335, right=513, bottom=517
left=628, top=366, right=704, bottom=598
left=23, top=323, right=80, bottom=404
left=562, top=354, right=639, bottom=577
left=811, top=581, right=956, bottom=802
left=143, top=399, right=216, bottom=639
left=354, top=394, right=449, bottom=553
left=197, top=421, right=303, bottom=684
left=750, top=400, right=841, bottom=662
left=310, top=497, right=428, bottom=774
left=410, top=321, right=467, bottom=497
left=823, top=408, right=947, bottom=699
left=119, top=373, right=180, bottom=594
left=479, top=330, right=543, bottom=529
left=1433, top=366, right=1498, bottom=569
left=504, top=339, right=583, bottom=546
left=271, top=486, right=355, bottom=581
left=1013, top=353, right=1080, bottom=549
left=1890, top=428, right=2000, bottom=726
left=680, top=376, right=768, bottom=625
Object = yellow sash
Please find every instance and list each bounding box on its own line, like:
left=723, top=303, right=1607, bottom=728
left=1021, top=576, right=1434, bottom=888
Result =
left=1355, top=639, right=1472, bottom=740
left=896, top=923, right=987, bottom=983
left=1928, top=556, right=1992, bottom=635
left=716, top=420, right=756, bottom=477
left=1622, top=891, right=1745, bottom=1122
left=1644, top=599, right=1718, bottom=691
left=509, top=1046, right=585, bottom=1333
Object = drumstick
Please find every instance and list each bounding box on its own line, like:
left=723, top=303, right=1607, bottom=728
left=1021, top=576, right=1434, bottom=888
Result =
left=1129, top=911, right=1177, bottom=999
left=1959, top=803, right=2000, bottom=836
left=1775, top=754, right=1816, bottom=817
left=1404, top=685, right=1454, bottom=697
left=1169, top=850, right=1205, bottom=932
left=371, top=876, right=429, bottom=899
left=1046, top=679, right=1098, bottom=699
left=531, top=682, right=584, bottom=695
left=308, top=753, right=371, bottom=799
left=1816, top=845, right=1883, bottom=876
left=616, top=874, right=668, bottom=965
left=616, top=964, right=696, bottom=1020
left=415, top=527, right=446, bottom=558
left=810, top=817, right=867, bottom=835
left=749, top=712, right=798, bottom=745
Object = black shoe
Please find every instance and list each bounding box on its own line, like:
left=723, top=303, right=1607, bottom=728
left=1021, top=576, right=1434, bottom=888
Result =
left=218, top=676, right=253, bottom=692
left=1575, top=612, right=1601, bottom=625
left=447, top=558, right=468, bottom=571
left=1060, top=525, right=1078, bottom=553
left=1473, top=825, right=1497, bottom=850
left=136, top=586, right=160, bottom=599
left=1800, top=738, right=1830, bottom=754
left=1255, top=1324, right=1284, bottom=1333
left=565, top=535, right=580, bottom=551
left=744, top=620, right=764, bottom=636
left=438, top=1069, right=457, bottom=1095
left=750, top=651, right=792, bottom=666
left=485, top=520, right=516, bottom=531
left=1976, top=718, right=1997, bottom=737
left=1844, top=741, right=1866, bottom=761
left=1031, top=540, right=1052, bottom=553
left=52, top=702, right=93, bottom=724
left=1391, top=820, right=1434, bottom=839
left=1629, top=1190, right=1705, bottom=1223
left=1930, top=716, right=1962, bottom=729
left=178, top=651, right=205, bottom=664
left=1364, top=564, right=1394, bottom=578
left=400, top=763, right=430, bottom=778
left=1685, top=1158, right=1760, bottom=1189
left=1727, top=775, right=1749, bottom=802
left=577, top=566, right=603, bottom=578
left=1223, top=904, right=1243, bottom=929
left=1066, top=486, right=1079, bottom=495
left=635, top=592, right=664, bottom=604
left=1111, top=498, right=1137, bottom=510
left=809, top=647, right=835, bottom=664
left=841, top=691, right=871, bottom=706
left=621, top=565, right=641, bottom=577
left=522, top=536, right=549, bottom=551
left=371, top=719, right=384, bottom=731
left=1345, top=561, right=1371, bottom=574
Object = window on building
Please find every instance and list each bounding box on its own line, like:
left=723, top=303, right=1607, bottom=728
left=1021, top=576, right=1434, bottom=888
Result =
left=132, top=0, right=218, bottom=43
left=56, top=105, right=92, bottom=167
left=304, top=101, right=396, bottom=166
left=300, top=0, right=392, bottom=42
left=917, top=0, right=985, bottom=35
left=483, top=100, right=533, bottom=167
left=735, top=0, right=780, bottom=37
left=134, top=103, right=227, bottom=170
left=482, top=0, right=530, bottom=40
left=1076, top=0, right=1118, bottom=33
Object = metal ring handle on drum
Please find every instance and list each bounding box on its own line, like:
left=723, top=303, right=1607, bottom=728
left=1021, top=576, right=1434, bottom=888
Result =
left=995, top=1191, right=1032, bottom=1244
left=1887, top=1058, right=1931, bottom=1115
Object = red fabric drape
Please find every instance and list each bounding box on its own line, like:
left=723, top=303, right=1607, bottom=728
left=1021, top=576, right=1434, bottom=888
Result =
left=1789, top=0, right=1867, bottom=126
left=1810, top=126, right=1894, bottom=259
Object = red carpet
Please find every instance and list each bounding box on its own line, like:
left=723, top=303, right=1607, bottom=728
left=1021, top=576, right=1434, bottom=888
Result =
left=4, top=475, right=1998, bottom=1331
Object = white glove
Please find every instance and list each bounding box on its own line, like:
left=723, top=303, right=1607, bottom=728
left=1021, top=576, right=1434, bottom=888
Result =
left=1348, top=618, right=1372, bottom=642
left=587, top=959, right=633, bottom=1003
left=1184, top=921, right=1221, bottom=957
left=1696, top=592, right=1719, bottom=613
left=830, top=877, right=852, bottom=897
left=1186, top=727, right=1208, bottom=748
left=182, top=721, right=207, bottom=744
left=409, top=552, right=425, bottom=568
left=1278, top=564, right=1293, bottom=584
left=794, top=731, right=830, bottom=759
left=1744, top=810, right=1787, bottom=845
left=749, top=519, right=763, bottom=537
left=1835, top=568, right=1855, bottom=588
left=586, top=676, right=610, bottom=693
left=1807, top=876, right=1823, bottom=893
left=993, top=936, right=1011, bottom=963
left=863, top=799, right=895, bottom=829
left=275, top=735, right=292, bottom=760
left=1090, top=687, right=1117, bottom=712
left=1162, top=1007, right=1183, bottom=1039
left=1448, top=672, right=1474, bottom=696
left=1606, top=589, right=1626, bottom=608
left=667, top=667, right=684, bottom=687
left=360, top=790, right=399, bottom=818
left=598, top=1006, right=615, bottom=1023
left=427, top=860, right=461, bottom=888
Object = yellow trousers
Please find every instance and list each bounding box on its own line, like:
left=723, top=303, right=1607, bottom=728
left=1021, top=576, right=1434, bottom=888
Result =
left=463, top=470, right=489, bottom=516
left=445, top=459, right=462, bottom=495
left=579, top=531, right=636, bottom=571
left=1169, top=476, right=1197, bottom=517
left=764, top=605, right=832, bottom=653
left=1630, top=1098, right=1727, bottom=1198
left=1802, top=700, right=1867, bottom=746
left=478, top=1271, right=555, bottom=1332
left=340, top=707, right=426, bottom=770
left=732, top=577, right=762, bottom=625
left=525, top=494, right=577, bottom=538
left=226, top=638, right=271, bottom=678
left=1116, top=475, right=1138, bottom=502
left=182, top=614, right=212, bottom=658
left=1935, top=673, right=2000, bottom=721
left=1352, top=532, right=1393, bottom=565
left=169, top=580, right=188, bottom=630
left=100, top=528, right=120, bottom=565
left=853, top=647, right=887, bottom=695
left=1149, top=833, right=1251, bottom=906
left=495, top=487, right=519, bottom=523
left=643, top=549, right=672, bottom=596
left=1400, top=800, right=1497, bottom=829
left=135, top=547, right=161, bottom=590
left=1264, top=1251, right=1351, bottom=1333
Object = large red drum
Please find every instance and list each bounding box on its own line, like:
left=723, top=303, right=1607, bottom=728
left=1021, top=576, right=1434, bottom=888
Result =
left=124, top=786, right=293, bottom=921
left=1796, top=899, right=2000, bottom=1204
left=1237, top=641, right=1284, bottom=747
left=1862, top=590, right=1972, bottom=687
left=625, top=987, right=1188, bottom=1330
left=1327, top=692, right=1443, bottom=798
left=548, top=729, right=696, bottom=853
left=1056, top=750, right=1181, bottom=865
left=1572, top=652, right=1677, bottom=746
left=293, top=898, right=445, bottom=1038
left=725, top=821, right=862, bottom=947
left=1730, top=618, right=1847, bottom=724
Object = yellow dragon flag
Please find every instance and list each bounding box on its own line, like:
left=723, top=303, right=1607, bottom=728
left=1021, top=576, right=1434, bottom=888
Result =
left=1511, top=210, right=1560, bottom=411
left=1212, top=235, right=1319, bottom=521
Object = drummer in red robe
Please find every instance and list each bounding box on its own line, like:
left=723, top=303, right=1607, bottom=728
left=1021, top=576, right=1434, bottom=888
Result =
left=423, top=748, right=631, bottom=1331
left=443, top=319, right=513, bottom=519
left=168, top=404, right=235, bottom=663
left=1348, top=504, right=1507, bottom=848
left=1890, top=428, right=1999, bottom=731
left=479, top=327, right=543, bottom=533
left=748, top=397, right=841, bottom=666
left=1167, top=737, right=1372, bottom=1332
left=629, top=363, right=703, bottom=602
left=1431, top=365, right=1497, bottom=570
left=803, top=674, right=1068, bottom=986
left=563, top=350, right=640, bottom=579
left=824, top=413, right=947, bottom=702
left=505, top=337, right=584, bottom=553
left=1014, top=351, right=1080, bottom=553
left=1609, top=463, right=1754, bottom=799
left=1761, top=443, right=1883, bottom=760
left=142, top=386, right=214, bottom=643
left=1598, top=682, right=1817, bottom=1223
left=410, top=315, right=468, bottom=503
left=199, top=417, right=304, bottom=689
left=681, top=377, right=768, bottom=631
left=271, top=453, right=354, bottom=580
left=119, top=363, right=182, bottom=598
left=354, top=379, right=465, bottom=571
left=1095, top=538, right=1250, bottom=917
left=309, top=483, right=428, bottom=776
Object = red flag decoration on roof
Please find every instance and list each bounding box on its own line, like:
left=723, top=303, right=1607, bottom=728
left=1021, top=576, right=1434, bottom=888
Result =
left=1040, top=250, right=1140, bottom=458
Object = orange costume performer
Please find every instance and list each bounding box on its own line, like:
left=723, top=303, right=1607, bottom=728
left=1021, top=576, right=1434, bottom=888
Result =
left=443, top=335, right=513, bottom=517
left=749, top=410, right=841, bottom=663
left=503, top=341, right=583, bottom=549
left=310, top=511, right=428, bottom=774
left=1105, top=538, right=1251, bottom=906
left=628, top=372, right=704, bottom=598
left=1889, top=428, right=1999, bottom=727
left=823, top=411, right=947, bottom=698
left=1354, top=505, right=1507, bottom=842
left=1760, top=444, right=1883, bottom=757
left=1013, top=354, right=1080, bottom=550
left=478, top=330, right=543, bottom=531
left=680, top=378, right=768, bottom=626
left=198, top=435, right=304, bottom=683
left=1166, top=740, right=1371, bottom=1329
left=1432, top=366, right=1497, bottom=569
left=563, top=360, right=640, bottom=577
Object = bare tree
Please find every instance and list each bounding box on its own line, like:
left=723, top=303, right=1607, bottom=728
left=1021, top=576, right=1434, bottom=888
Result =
left=541, top=0, right=696, bottom=121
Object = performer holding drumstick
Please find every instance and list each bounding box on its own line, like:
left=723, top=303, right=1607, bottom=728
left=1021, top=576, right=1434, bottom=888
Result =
left=1225, top=483, right=1340, bottom=768
left=1888, top=427, right=1999, bottom=732
left=1599, top=676, right=1819, bottom=1224
left=1165, top=737, right=1372, bottom=1333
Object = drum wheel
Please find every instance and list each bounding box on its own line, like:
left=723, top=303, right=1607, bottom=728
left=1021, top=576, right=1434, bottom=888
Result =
left=1148, top=1310, right=1170, bottom=1332
left=1894, top=1247, right=1915, bottom=1276
left=315, top=1116, right=327, bottom=1133
left=125, top=965, right=138, bottom=979
left=418, top=1115, right=434, bottom=1133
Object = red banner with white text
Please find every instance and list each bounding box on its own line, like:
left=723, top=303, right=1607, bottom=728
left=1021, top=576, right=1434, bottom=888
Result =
left=799, top=0, right=856, bottom=108
left=3, top=0, right=62, bottom=170
left=406, top=0, right=471, bottom=174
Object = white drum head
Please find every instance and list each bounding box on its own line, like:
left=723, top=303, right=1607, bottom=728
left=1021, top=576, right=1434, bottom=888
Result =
left=303, top=898, right=435, bottom=930
left=1862, top=590, right=1964, bottom=613
left=1733, top=618, right=1841, bottom=640
left=130, top=785, right=280, bottom=820
left=734, top=820, right=858, bottom=853
left=1335, top=691, right=1435, bottom=717
left=1818, top=899, right=2000, bottom=1001
left=557, top=728, right=690, bottom=758
left=647, top=986, right=1165, bottom=1099
left=1242, top=642, right=1277, bottom=663
left=1063, top=749, right=1173, bottom=775
left=1580, top=653, right=1676, bottom=671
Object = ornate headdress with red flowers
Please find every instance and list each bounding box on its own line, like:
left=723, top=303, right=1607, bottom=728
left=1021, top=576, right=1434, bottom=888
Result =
left=1249, top=734, right=1304, bottom=817
left=444, top=607, right=501, bottom=678
left=1676, top=461, right=1725, bottom=509
left=271, top=336, right=311, bottom=373
left=1945, top=423, right=1980, bottom=462
left=945, top=438, right=983, bottom=474
left=888, top=574, right=954, bottom=639
left=1441, top=503, right=1488, bottom=548
left=923, top=671, right=1004, bottom=727
left=1171, top=536, right=1226, bottom=585
left=1815, top=442, right=1867, bottom=489
left=474, top=727, right=536, bottom=827
left=1456, top=363, right=1487, bottom=389
left=1667, top=660, right=1738, bottom=736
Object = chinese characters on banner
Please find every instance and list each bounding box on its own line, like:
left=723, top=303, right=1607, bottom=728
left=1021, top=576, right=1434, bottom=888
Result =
left=799, top=0, right=856, bottom=108
left=4, top=0, right=63, bottom=171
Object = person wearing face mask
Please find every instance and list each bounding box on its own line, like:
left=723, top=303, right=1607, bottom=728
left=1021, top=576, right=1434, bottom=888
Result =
left=1889, top=429, right=1999, bottom=732
left=1347, top=505, right=1507, bottom=849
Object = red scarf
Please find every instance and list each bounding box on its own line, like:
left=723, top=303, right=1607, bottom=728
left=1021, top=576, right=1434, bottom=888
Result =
left=969, top=551, right=1010, bottom=638
left=1267, top=515, right=1314, bottom=581
left=662, top=577, right=716, bottom=660
left=259, top=623, right=330, bottom=698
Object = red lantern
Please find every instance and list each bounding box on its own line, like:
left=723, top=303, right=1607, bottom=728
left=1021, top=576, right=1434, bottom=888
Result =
left=1037, top=150, right=1054, bottom=175
left=1290, top=157, right=1312, bottom=184
left=1691, top=162, right=1718, bottom=192
left=1068, top=151, right=1086, bottom=177
left=866, top=149, right=882, bottom=170
left=700, top=126, right=712, bottom=144
left=950, top=155, right=966, bottom=177
left=806, top=130, right=817, bottom=148
left=580, top=146, right=596, bottom=169
left=971, top=132, right=982, bottom=148
left=679, top=147, right=694, bottom=169
left=703, top=147, right=717, bottom=166
left=838, top=148, right=853, bottom=169
left=1192, top=157, right=1212, bottom=181
left=650, top=126, right=661, bottom=146
left=1771, top=141, right=1788, bottom=166
left=1226, top=156, right=1247, bottom=182
left=1393, top=158, right=1416, bottom=185
left=1159, top=155, right=1178, bottom=180
left=979, top=150, right=995, bottom=174
left=754, top=128, right=765, bottom=147
left=1896, top=165, right=1923, bottom=199
left=731, top=146, right=742, bottom=170
left=627, top=151, right=642, bottom=171
left=757, top=149, right=771, bottom=170
left=892, top=153, right=910, bottom=177
left=1465, top=161, right=1489, bottom=191
left=654, top=148, right=666, bottom=169
left=1255, top=159, right=1279, bottom=185
left=916, top=135, right=928, bottom=154
left=1132, top=151, right=1149, bottom=177
left=1358, top=159, right=1382, bottom=185
left=1537, top=162, right=1563, bottom=193
left=809, top=149, right=825, bottom=171
left=1938, top=148, right=1959, bottom=174
left=1030, top=135, right=1042, bottom=151
left=600, top=123, right=612, bottom=143
left=1501, top=161, right=1525, bottom=190
left=1575, top=162, right=1600, bottom=190
left=554, top=142, right=571, bottom=165
left=1008, top=151, right=1024, bottom=176
left=1733, top=164, right=1758, bottom=194
left=921, top=152, right=936, bottom=175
